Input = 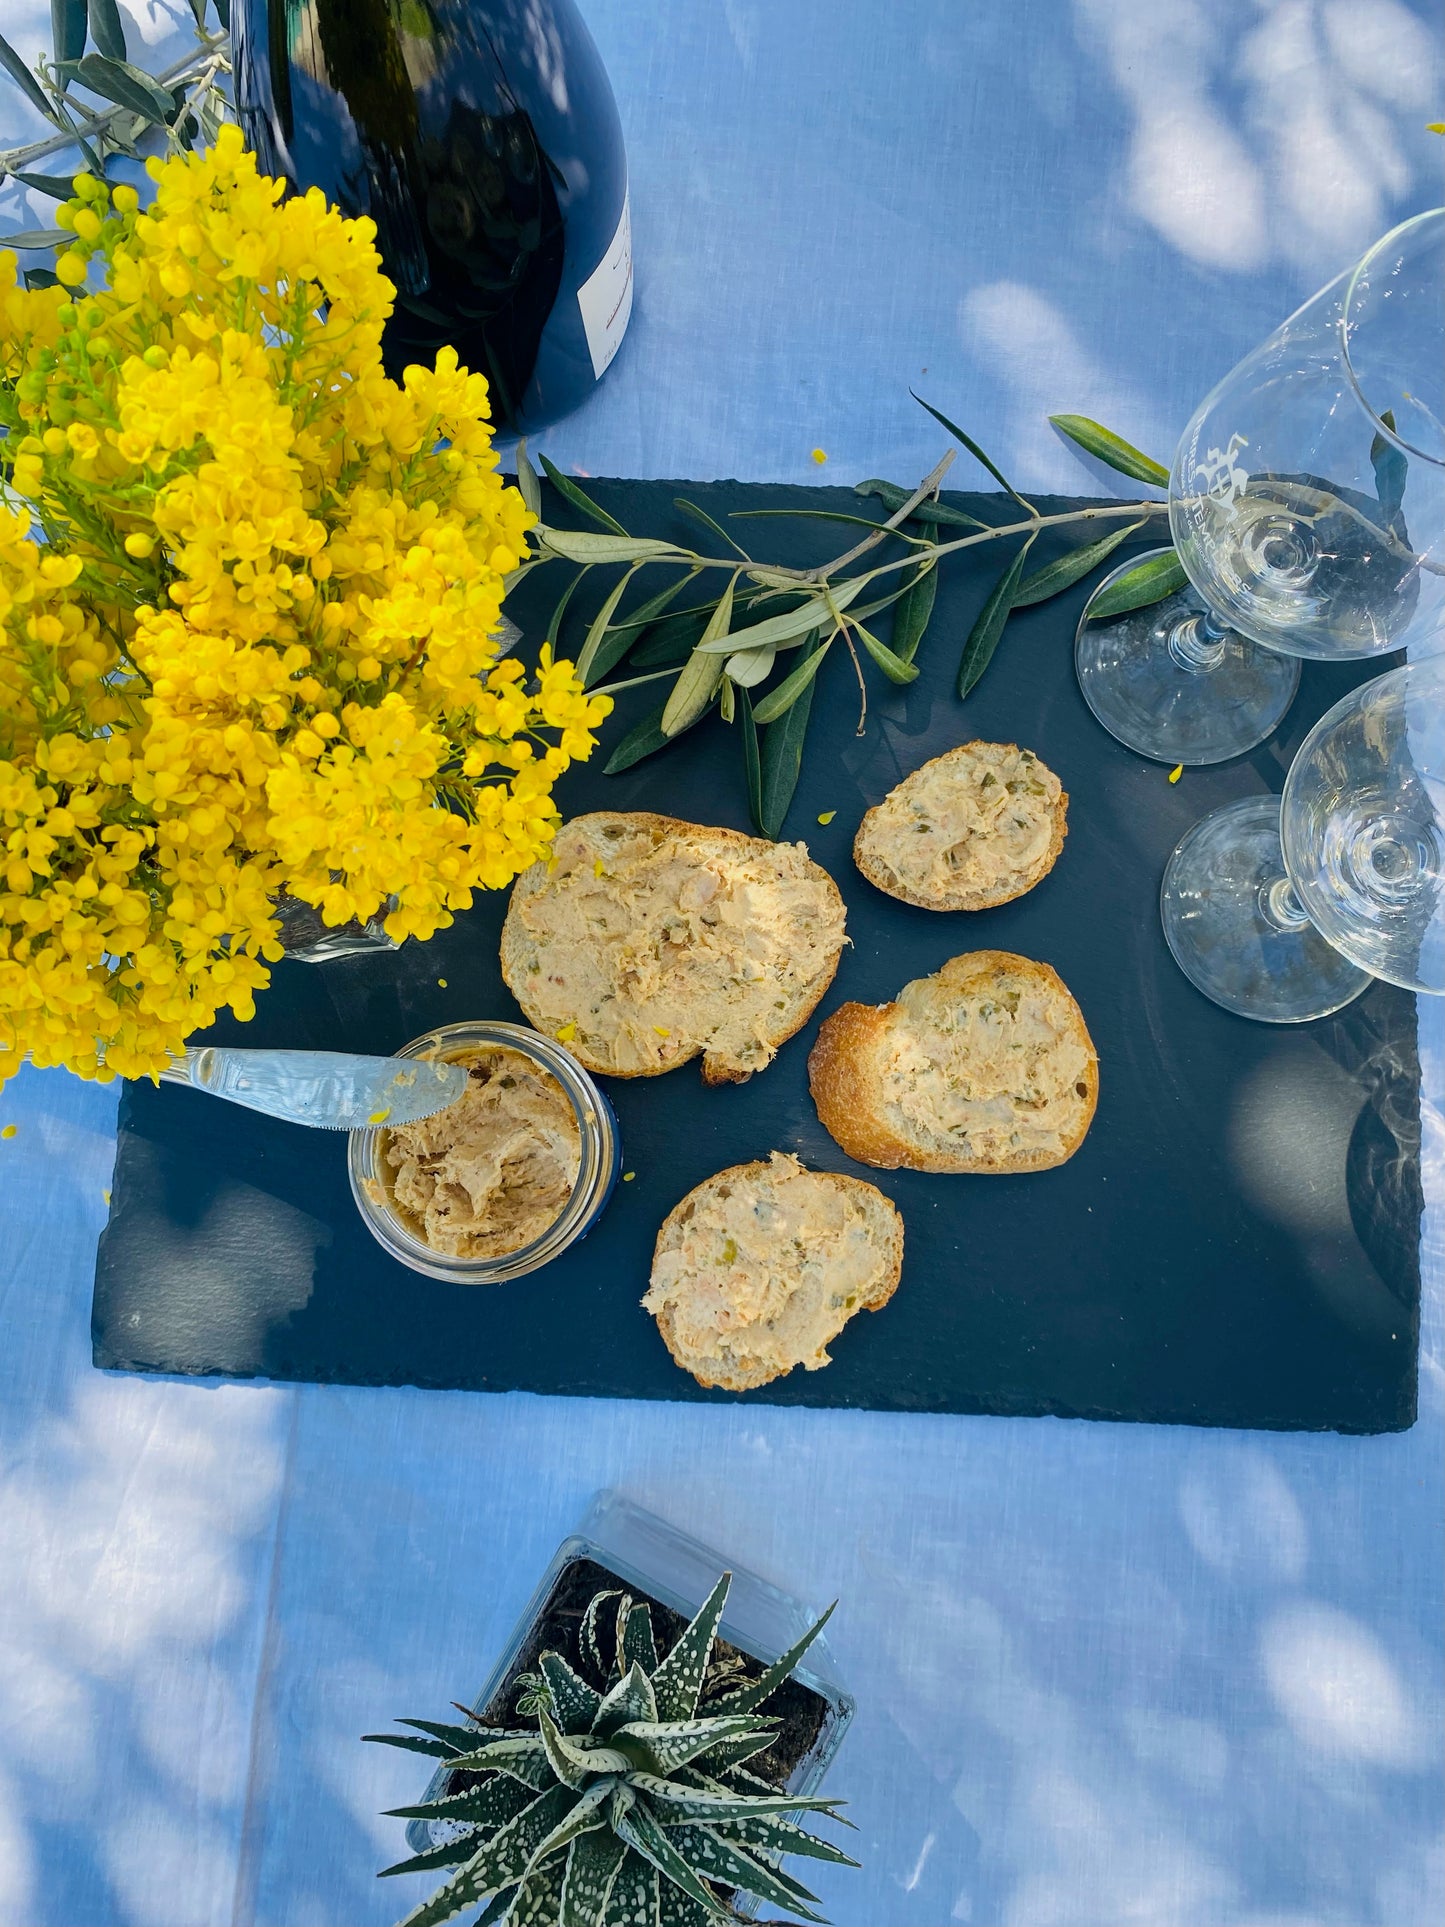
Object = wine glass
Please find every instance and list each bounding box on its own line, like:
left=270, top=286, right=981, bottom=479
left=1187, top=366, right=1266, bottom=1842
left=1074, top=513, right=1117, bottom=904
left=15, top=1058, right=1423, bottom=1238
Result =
left=1076, top=208, right=1445, bottom=765
left=1160, top=657, right=1445, bottom=1023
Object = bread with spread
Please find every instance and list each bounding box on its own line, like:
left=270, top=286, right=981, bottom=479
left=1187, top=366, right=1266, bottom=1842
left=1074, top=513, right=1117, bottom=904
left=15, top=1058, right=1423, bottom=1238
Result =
left=500, top=811, right=847, bottom=1084
left=808, top=949, right=1097, bottom=1172
left=853, top=741, right=1066, bottom=910
left=643, top=1151, right=903, bottom=1390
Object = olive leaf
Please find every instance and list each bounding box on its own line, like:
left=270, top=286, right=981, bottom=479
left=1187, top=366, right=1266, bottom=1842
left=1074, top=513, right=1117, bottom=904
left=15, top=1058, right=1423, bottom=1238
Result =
left=58, top=53, right=176, bottom=122
left=538, top=528, right=684, bottom=565
left=758, top=634, right=827, bottom=838
left=912, top=392, right=1030, bottom=508
left=854, top=621, right=919, bottom=685
left=1012, top=521, right=1144, bottom=607
left=674, top=497, right=750, bottom=561
left=723, top=643, right=776, bottom=688
left=52, top=0, right=87, bottom=67
left=537, top=453, right=628, bottom=535
left=4, top=228, right=70, bottom=247
left=0, top=30, right=57, bottom=119
left=575, top=565, right=646, bottom=685
left=749, top=632, right=830, bottom=724
left=661, top=575, right=734, bottom=736
left=854, top=480, right=987, bottom=530
left=1084, top=549, right=1188, bottom=621
left=957, top=537, right=1035, bottom=699
left=88, top=0, right=128, bottom=63
left=695, top=578, right=860, bottom=655
left=1048, top=415, right=1169, bottom=489
left=739, top=687, right=764, bottom=833
left=515, top=439, right=542, bottom=520
left=1369, top=408, right=1406, bottom=525
left=603, top=700, right=706, bottom=775
left=11, top=169, right=80, bottom=199
left=888, top=553, right=937, bottom=664
left=23, top=267, right=61, bottom=289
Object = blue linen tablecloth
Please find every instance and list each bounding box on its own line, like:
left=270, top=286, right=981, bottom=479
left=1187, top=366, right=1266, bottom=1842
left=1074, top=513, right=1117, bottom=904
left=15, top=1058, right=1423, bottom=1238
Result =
left=2, top=4, right=1443, bottom=1922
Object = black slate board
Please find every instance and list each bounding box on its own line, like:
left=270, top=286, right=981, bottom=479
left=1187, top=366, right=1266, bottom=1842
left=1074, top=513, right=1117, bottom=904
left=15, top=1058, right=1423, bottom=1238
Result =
left=93, top=482, right=1423, bottom=1431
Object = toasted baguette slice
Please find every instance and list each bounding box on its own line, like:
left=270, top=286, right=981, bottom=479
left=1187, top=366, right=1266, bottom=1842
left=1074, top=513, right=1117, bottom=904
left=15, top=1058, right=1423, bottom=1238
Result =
left=643, top=1152, right=903, bottom=1391
left=809, top=950, right=1098, bottom=1173
left=500, top=812, right=846, bottom=1085
left=854, top=741, right=1067, bottom=910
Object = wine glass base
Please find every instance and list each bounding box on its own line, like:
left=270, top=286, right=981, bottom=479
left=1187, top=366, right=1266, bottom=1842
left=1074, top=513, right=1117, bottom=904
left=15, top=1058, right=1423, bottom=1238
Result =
left=1076, top=549, right=1300, bottom=765
left=1161, top=796, right=1372, bottom=1022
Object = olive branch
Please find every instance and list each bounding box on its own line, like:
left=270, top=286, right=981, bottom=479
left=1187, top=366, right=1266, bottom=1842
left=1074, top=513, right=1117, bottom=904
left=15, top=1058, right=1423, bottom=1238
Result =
left=517, top=403, right=1179, bottom=838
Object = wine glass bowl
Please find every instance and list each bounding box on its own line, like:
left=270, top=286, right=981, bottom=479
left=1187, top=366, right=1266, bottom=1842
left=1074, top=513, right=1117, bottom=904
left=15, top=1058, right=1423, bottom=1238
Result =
left=1078, top=208, right=1445, bottom=765
left=1162, top=659, right=1445, bottom=1024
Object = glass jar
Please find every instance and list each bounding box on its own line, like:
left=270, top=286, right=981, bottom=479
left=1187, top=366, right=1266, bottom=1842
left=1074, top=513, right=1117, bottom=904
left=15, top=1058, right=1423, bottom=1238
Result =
left=347, top=1019, right=620, bottom=1283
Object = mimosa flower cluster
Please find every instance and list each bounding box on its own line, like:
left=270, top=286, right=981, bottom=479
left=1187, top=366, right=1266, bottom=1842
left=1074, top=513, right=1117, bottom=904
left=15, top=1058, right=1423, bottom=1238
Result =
left=0, top=128, right=608, bottom=1086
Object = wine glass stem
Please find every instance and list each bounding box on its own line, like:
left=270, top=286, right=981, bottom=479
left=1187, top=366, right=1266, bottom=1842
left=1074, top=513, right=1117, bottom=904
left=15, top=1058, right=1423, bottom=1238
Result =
left=1259, top=876, right=1311, bottom=931
left=1166, top=609, right=1231, bottom=673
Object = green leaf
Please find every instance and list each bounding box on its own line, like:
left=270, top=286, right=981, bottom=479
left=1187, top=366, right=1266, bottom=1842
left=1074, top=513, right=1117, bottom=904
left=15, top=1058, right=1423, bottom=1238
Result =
left=731, top=505, right=925, bottom=538
left=23, top=267, right=61, bottom=289
left=1048, top=414, right=1169, bottom=488
left=396, top=1717, right=502, bottom=1753
left=687, top=1725, right=778, bottom=1772
left=662, top=574, right=734, bottom=735
left=442, top=1737, right=554, bottom=1790
left=855, top=479, right=987, bottom=530
left=543, top=565, right=587, bottom=655
left=665, top=1825, right=825, bottom=1921
left=710, top=1811, right=860, bottom=1866
left=1012, top=521, right=1144, bottom=607
left=11, top=170, right=81, bottom=199
left=52, top=0, right=86, bottom=67
left=758, top=630, right=823, bottom=842
left=722, top=642, right=775, bottom=688
left=1370, top=408, right=1407, bottom=524
left=385, top=1780, right=534, bottom=1829
left=0, top=32, right=59, bottom=120
left=575, top=564, right=644, bottom=684
left=613, top=1805, right=728, bottom=1921
left=211, top=0, right=230, bottom=28
left=538, top=453, right=628, bottom=535
left=539, top=1652, right=603, bottom=1738
left=628, top=1774, right=841, bottom=1827
left=539, top=528, right=684, bottom=566
left=558, top=1831, right=628, bottom=1927
left=393, top=1786, right=574, bottom=1927
left=603, top=1848, right=663, bottom=1927
left=957, top=539, right=1034, bottom=699
left=651, top=1574, right=730, bottom=1721
left=379, top=1838, right=480, bottom=1879
left=749, top=633, right=830, bottom=726
left=888, top=555, right=937, bottom=664
left=362, top=1731, right=462, bottom=1760
left=87, top=0, right=127, bottom=62
left=3, top=229, right=69, bottom=248
left=705, top=1607, right=834, bottom=1716
left=504, top=1855, right=568, bottom=1927
left=854, top=620, right=920, bottom=685
left=912, top=391, right=1026, bottom=503
left=537, top=1711, right=630, bottom=1789
left=1084, top=548, right=1188, bottom=621
left=620, top=1601, right=660, bottom=1676
left=695, top=581, right=857, bottom=656
left=529, top=1779, right=612, bottom=1862
left=514, top=439, right=542, bottom=519
left=59, top=52, right=177, bottom=122
left=603, top=702, right=693, bottom=775
left=581, top=1591, right=625, bottom=1679
left=674, top=496, right=750, bottom=560
left=616, top=1713, right=775, bottom=1777
left=656, top=1875, right=716, bottom=1927
left=593, top=1660, right=658, bottom=1738
left=740, top=687, right=763, bottom=832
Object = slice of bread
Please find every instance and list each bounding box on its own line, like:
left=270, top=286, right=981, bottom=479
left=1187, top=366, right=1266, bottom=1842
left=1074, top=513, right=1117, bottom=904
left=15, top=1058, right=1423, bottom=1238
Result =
left=854, top=741, right=1067, bottom=910
left=643, top=1151, right=904, bottom=1391
left=809, top=950, right=1098, bottom=1173
left=500, top=812, right=847, bottom=1085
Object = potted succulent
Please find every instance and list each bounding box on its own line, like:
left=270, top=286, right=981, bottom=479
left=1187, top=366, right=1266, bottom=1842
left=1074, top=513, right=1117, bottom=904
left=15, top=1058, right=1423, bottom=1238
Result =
left=365, top=1495, right=856, bottom=1925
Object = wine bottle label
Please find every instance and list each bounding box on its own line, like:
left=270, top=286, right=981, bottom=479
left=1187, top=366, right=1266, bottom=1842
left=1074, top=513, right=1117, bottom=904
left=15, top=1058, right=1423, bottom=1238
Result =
left=578, top=192, right=634, bottom=380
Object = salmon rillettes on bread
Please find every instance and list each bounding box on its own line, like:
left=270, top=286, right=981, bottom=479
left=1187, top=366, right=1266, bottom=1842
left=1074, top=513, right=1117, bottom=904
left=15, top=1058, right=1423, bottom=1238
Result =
left=643, top=1152, right=904, bottom=1390
left=809, top=950, right=1098, bottom=1172
left=853, top=741, right=1067, bottom=911
left=500, top=812, right=847, bottom=1084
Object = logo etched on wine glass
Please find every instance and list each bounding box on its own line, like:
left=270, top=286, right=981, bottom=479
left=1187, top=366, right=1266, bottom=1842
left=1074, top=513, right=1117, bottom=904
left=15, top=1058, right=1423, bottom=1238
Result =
left=1191, top=432, right=1250, bottom=505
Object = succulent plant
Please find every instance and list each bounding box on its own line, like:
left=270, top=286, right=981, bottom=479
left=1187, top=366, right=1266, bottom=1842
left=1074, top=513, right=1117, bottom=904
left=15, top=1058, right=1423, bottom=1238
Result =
left=365, top=1571, right=857, bottom=1926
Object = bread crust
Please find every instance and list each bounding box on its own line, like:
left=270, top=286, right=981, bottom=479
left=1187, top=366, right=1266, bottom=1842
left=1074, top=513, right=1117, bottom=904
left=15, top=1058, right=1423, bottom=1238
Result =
left=499, top=811, right=846, bottom=1084
left=808, top=949, right=1099, bottom=1173
left=853, top=741, right=1068, bottom=911
left=647, top=1157, right=904, bottom=1391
